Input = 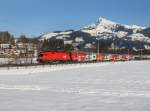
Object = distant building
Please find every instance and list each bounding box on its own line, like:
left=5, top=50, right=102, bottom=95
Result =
left=75, top=37, right=84, bottom=43
left=64, top=40, right=73, bottom=45
left=0, top=44, right=11, bottom=49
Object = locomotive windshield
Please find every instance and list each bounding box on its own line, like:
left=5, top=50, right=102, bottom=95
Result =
left=38, top=54, right=43, bottom=57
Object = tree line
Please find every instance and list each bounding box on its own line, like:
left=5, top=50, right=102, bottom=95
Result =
left=0, top=31, right=73, bottom=51
left=0, top=31, right=15, bottom=44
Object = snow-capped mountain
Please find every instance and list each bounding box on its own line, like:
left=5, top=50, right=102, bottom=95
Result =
left=39, top=17, right=150, bottom=50
left=82, top=17, right=118, bottom=33
left=81, top=17, right=146, bottom=36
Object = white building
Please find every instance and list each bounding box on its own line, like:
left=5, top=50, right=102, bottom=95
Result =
left=0, top=44, right=11, bottom=49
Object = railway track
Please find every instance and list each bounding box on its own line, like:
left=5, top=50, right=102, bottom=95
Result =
left=0, top=61, right=112, bottom=69
left=0, top=58, right=149, bottom=69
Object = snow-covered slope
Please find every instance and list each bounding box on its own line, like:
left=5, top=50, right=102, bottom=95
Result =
left=0, top=61, right=150, bottom=111
left=127, top=33, right=150, bottom=43
left=124, top=24, right=146, bottom=33
left=40, top=30, right=73, bottom=40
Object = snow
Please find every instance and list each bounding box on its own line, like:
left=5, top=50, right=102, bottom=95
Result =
left=96, top=17, right=117, bottom=29
left=127, top=33, right=150, bottom=43
left=0, top=61, right=150, bottom=111
left=0, top=62, right=113, bottom=75
left=81, top=28, right=112, bottom=36
left=145, top=45, right=150, bottom=50
left=64, top=40, right=73, bottom=44
left=115, top=31, right=128, bottom=38
left=84, top=43, right=93, bottom=48
left=124, top=24, right=146, bottom=32
left=81, top=17, right=146, bottom=37
left=40, top=31, right=73, bottom=40
left=82, top=17, right=117, bottom=35
left=40, top=32, right=58, bottom=39
left=75, top=37, right=84, bottom=43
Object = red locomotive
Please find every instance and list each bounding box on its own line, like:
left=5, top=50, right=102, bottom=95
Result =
left=37, top=51, right=86, bottom=63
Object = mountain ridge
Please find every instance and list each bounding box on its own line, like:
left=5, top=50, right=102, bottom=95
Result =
left=40, top=17, right=150, bottom=51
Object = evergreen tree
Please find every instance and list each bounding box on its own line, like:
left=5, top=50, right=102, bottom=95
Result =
left=0, top=31, right=14, bottom=44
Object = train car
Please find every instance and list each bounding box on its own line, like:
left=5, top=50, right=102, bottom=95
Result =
left=76, top=52, right=86, bottom=62
left=120, top=55, right=128, bottom=61
left=104, top=54, right=112, bottom=61
left=96, top=53, right=105, bottom=61
left=117, top=55, right=122, bottom=61
left=70, top=52, right=78, bottom=61
left=121, top=54, right=134, bottom=61
left=128, top=55, right=134, bottom=60
left=86, top=53, right=97, bottom=61
left=111, top=54, right=118, bottom=61
left=37, top=51, right=132, bottom=63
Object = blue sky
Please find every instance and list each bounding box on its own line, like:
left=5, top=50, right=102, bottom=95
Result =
left=0, top=0, right=150, bottom=37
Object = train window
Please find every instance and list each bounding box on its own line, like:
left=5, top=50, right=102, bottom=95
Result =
left=39, top=54, right=43, bottom=57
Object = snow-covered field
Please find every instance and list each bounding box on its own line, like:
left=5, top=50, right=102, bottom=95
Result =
left=0, top=61, right=150, bottom=111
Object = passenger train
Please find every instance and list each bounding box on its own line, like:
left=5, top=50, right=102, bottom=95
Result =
left=37, top=51, right=133, bottom=63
